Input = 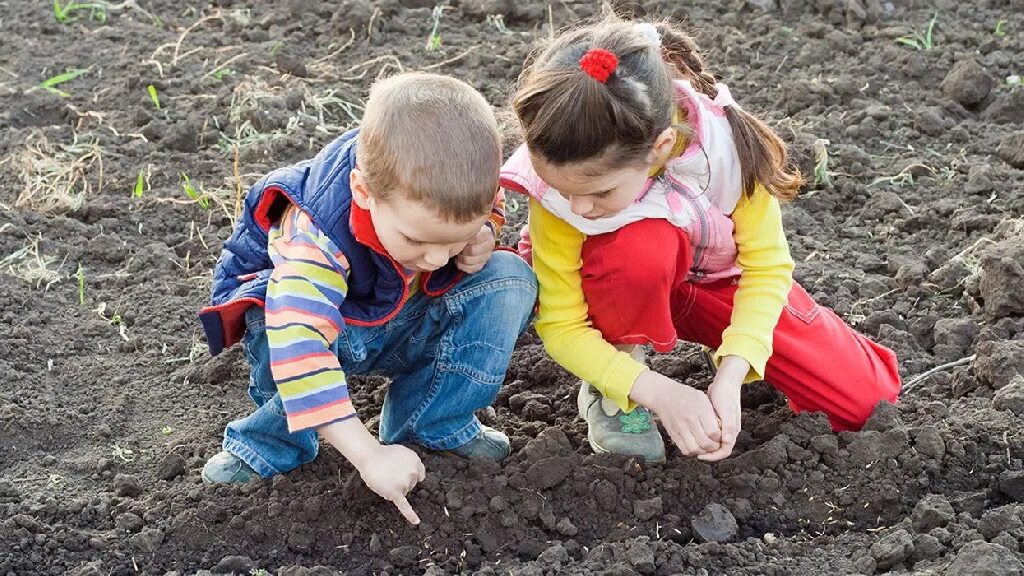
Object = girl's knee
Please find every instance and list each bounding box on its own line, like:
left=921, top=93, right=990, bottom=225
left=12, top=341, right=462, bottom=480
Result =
left=582, top=219, right=688, bottom=290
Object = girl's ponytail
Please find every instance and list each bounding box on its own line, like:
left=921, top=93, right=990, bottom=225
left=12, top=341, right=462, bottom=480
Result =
left=655, top=23, right=803, bottom=201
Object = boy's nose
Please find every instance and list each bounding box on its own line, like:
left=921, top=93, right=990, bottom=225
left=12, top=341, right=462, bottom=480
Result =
left=423, top=248, right=448, bottom=267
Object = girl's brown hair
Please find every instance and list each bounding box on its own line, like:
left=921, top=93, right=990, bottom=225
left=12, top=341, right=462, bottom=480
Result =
left=512, top=16, right=802, bottom=200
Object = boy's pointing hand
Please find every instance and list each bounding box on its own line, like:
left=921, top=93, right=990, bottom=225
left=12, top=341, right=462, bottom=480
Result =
left=357, top=444, right=427, bottom=525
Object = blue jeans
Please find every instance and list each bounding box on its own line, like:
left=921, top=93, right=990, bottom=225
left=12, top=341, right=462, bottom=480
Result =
left=222, top=251, right=537, bottom=477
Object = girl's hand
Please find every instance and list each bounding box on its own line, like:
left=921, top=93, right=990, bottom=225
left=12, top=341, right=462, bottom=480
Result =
left=456, top=225, right=496, bottom=274
left=630, top=370, right=722, bottom=456
left=698, top=355, right=748, bottom=461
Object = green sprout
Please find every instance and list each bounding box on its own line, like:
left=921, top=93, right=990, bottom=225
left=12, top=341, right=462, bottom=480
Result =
left=211, top=68, right=235, bottom=81
left=160, top=426, right=174, bottom=435
left=896, top=13, right=938, bottom=50
left=425, top=5, right=446, bottom=51
left=38, top=68, right=87, bottom=98
left=994, top=20, right=1007, bottom=37
left=147, top=84, right=161, bottom=110
left=181, top=174, right=209, bottom=209
left=132, top=169, right=145, bottom=198
left=813, top=138, right=832, bottom=189
left=76, top=263, right=85, bottom=305
left=1008, top=75, right=1023, bottom=86
left=53, top=0, right=107, bottom=24
left=269, top=41, right=284, bottom=55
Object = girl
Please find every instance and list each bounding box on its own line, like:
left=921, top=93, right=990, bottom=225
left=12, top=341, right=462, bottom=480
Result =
left=500, top=17, right=901, bottom=463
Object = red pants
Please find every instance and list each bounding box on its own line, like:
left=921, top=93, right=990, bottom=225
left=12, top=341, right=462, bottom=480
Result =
left=580, top=219, right=901, bottom=432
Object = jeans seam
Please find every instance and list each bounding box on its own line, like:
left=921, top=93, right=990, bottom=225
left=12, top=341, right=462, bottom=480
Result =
left=443, top=277, right=536, bottom=309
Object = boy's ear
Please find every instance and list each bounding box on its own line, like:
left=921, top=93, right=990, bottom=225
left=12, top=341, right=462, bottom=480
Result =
left=651, top=126, right=678, bottom=160
left=350, top=168, right=373, bottom=210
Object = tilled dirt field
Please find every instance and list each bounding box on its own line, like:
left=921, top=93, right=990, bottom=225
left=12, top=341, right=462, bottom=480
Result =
left=2, top=0, right=1024, bottom=574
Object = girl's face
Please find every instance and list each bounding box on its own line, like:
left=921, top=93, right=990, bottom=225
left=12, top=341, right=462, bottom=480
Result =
left=529, top=127, right=678, bottom=220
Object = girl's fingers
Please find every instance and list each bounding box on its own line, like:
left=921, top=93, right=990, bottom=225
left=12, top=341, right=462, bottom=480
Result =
left=677, top=427, right=703, bottom=456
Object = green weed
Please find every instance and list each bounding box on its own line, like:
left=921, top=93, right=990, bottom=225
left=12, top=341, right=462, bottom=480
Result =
left=813, top=139, right=832, bottom=189
left=161, top=426, right=174, bottom=435
left=77, top=262, right=85, bottom=305
left=425, top=5, right=447, bottom=51
left=133, top=169, right=145, bottom=198
left=147, top=84, right=161, bottom=110
left=53, top=0, right=107, bottom=24
left=897, top=13, right=938, bottom=50
left=39, top=68, right=87, bottom=98
left=269, top=41, right=284, bottom=55
left=181, top=174, right=209, bottom=209
left=994, top=20, right=1007, bottom=37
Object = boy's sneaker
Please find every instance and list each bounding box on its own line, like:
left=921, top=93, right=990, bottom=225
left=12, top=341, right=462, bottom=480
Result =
left=577, top=382, right=666, bottom=463
left=201, top=450, right=258, bottom=484
left=449, top=425, right=511, bottom=461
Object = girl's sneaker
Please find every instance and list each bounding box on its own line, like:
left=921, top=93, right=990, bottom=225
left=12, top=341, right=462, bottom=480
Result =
left=577, top=382, right=666, bottom=463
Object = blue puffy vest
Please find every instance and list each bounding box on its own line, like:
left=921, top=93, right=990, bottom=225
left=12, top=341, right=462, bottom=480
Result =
left=199, top=129, right=461, bottom=355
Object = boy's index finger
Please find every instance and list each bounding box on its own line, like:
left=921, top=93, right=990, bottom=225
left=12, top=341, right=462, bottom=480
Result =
left=393, top=496, right=420, bottom=525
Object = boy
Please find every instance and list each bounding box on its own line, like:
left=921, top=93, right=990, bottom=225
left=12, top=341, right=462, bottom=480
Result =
left=197, top=73, right=537, bottom=524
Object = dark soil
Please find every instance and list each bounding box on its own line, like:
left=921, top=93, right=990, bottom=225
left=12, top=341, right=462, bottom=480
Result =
left=2, top=0, right=1024, bottom=574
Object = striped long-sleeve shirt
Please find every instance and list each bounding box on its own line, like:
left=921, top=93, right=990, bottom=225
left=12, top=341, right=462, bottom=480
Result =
left=265, top=206, right=356, bottom=432
left=265, top=194, right=506, bottom=432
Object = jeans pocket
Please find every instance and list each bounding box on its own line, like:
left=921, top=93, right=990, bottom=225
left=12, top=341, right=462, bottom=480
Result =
left=784, top=286, right=822, bottom=325
left=334, top=325, right=368, bottom=368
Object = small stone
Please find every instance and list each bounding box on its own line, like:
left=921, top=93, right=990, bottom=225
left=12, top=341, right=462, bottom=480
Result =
left=627, top=540, right=656, bottom=574
left=994, top=376, right=1024, bottom=414
left=979, top=506, right=1024, bottom=540
left=114, top=512, right=144, bottom=533
left=870, top=529, right=914, bottom=571
left=978, top=239, right=1024, bottom=318
left=992, top=532, right=1020, bottom=553
left=984, top=87, right=1024, bottom=124
left=162, top=121, right=200, bottom=153
left=999, top=471, right=1024, bottom=501
left=156, top=453, right=187, bottom=481
left=212, top=555, right=255, bottom=574
left=633, top=496, right=663, bottom=521
left=523, top=457, right=572, bottom=490
left=911, top=495, right=954, bottom=532
left=941, top=60, right=993, bottom=106
left=388, top=545, right=419, bottom=567
left=862, top=400, right=901, bottom=431
left=974, top=341, right=1024, bottom=388
left=691, top=503, right=738, bottom=543
left=555, top=517, right=578, bottom=536
left=912, top=426, right=946, bottom=460
left=537, top=543, right=569, bottom=565
left=910, top=533, right=944, bottom=564
left=948, top=541, right=1024, bottom=575
left=113, top=474, right=143, bottom=497
left=369, top=534, right=382, bottom=554
left=998, top=132, right=1024, bottom=168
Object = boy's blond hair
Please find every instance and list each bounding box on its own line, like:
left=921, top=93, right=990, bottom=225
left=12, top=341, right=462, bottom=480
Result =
left=357, top=72, right=501, bottom=222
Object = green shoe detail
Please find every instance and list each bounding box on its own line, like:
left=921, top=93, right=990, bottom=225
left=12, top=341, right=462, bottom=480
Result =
left=618, top=409, right=653, bottom=434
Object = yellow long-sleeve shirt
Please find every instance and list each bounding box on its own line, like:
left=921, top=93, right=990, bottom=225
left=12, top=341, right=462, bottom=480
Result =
left=529, top=184, right=794, bottom=412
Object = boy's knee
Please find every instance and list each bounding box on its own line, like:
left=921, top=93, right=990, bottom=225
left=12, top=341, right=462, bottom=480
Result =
left=838, top=376, right=901, bottom=432
left=483, top=251, right=538, bottom=309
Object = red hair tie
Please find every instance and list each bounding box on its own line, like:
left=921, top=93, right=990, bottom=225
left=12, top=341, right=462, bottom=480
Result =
left=580, top=48, right=618, bottom=84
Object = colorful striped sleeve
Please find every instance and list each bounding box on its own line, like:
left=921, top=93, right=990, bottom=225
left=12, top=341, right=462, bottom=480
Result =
left=486, top=188, right=506, bottom=239
left=265, top=205, right=356, bottom=432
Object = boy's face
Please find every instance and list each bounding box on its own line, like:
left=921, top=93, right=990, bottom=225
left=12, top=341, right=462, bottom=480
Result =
left=352, top=170, right=488, bottom=272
